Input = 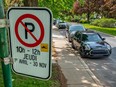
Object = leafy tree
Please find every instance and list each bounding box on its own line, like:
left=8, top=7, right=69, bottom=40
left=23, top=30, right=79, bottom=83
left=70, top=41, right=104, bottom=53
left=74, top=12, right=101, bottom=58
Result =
left=73, top=0, right=116, bottom=22
left=38, top=0, right=74, bottom=19
left=4, top=0, right=23, bottom=12
left=73, top=0, right=95, bottom=22
left=73, top=0, right=79, bottom=14
left=82, top=0, right=105, bottom=22
left=100, top=0, right=116, bottom=18
left=4, top=0, right=38, bottom=9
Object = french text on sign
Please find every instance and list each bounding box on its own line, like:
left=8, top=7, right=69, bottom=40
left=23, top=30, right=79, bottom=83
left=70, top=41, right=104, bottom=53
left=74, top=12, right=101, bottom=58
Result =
left=39, top=63, right=47, bottom=68
left=32, top=49, right=40, bottom=55
left=23, top=54, right=37, bottom=61
left=19, top=59, right=28, bottom=65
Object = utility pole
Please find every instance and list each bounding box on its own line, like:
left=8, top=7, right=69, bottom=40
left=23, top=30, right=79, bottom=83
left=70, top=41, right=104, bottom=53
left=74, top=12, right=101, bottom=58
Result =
left=0, top=0, right=12, bottom=87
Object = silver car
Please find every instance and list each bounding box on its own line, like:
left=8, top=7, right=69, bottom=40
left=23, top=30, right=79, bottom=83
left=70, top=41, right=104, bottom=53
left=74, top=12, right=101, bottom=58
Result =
left=66, top=24, right=86, bottom=42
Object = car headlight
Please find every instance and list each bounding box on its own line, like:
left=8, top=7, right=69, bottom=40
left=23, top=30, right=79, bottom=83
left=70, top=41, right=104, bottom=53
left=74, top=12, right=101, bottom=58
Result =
left=85, top=44, right=91, bottom=50
left=106, top=44, right=111, bottom=50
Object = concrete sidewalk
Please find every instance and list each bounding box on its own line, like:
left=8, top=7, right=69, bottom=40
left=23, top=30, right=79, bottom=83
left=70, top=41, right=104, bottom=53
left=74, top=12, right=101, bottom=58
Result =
left=52, top=28, right=103, bottom=87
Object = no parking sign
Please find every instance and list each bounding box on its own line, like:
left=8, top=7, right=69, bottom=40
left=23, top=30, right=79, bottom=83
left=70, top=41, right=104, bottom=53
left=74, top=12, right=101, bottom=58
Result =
left=15, top=14, right=44, bottom=47
left=7, top=7, right=52, bottom=79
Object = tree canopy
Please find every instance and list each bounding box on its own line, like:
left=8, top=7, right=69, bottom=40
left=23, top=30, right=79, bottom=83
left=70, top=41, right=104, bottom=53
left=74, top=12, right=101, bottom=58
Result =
left=73, top=0, right=116, bottom=22
left=38, top=0, right=74, bottom=19
left=4, top=0, right=116, bottom=21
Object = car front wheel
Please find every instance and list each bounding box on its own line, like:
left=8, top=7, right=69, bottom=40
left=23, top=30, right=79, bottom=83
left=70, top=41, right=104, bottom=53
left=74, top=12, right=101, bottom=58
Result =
left=72, top=40, right=75, bottom=49
left=79, top=47, right=86, bottom=58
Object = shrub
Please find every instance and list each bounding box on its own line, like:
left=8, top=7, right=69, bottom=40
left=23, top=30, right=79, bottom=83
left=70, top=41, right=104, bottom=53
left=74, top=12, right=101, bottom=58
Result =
left=91, top=18, right=116, bottom=28
left=65, top=16, right=72, bottom=21
left=91, top=19, right=100, bottom=26
left=79, top=19, right=88, bottom=23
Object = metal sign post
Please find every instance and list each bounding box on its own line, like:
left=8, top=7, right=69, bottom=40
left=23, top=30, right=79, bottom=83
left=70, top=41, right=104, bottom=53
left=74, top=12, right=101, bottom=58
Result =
left=0, top=0, right=12, bottom=87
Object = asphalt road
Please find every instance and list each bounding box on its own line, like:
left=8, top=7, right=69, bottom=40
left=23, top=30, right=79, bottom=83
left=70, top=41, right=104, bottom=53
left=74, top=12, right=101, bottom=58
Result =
left=57, top=28, right=116, bottom=87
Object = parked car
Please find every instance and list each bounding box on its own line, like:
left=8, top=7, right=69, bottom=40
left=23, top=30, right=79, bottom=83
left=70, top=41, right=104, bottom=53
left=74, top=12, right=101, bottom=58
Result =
left=58, top=22, right=68, bottom=29
left=55, top=19, right=63, bottom=27
left=71, top=31, right=112, bottom=58
left=53, top=18, right=57, bottom=25
left=66, top=24, right=86, bottom=42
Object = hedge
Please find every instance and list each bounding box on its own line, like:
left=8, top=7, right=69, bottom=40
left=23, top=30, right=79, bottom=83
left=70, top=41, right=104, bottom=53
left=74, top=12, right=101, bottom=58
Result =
left=91, top=18, right=116, bottom=28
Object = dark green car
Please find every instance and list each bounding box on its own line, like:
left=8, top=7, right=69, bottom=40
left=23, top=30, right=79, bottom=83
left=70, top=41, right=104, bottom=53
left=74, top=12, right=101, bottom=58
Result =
left=71, top=31, right=112, bottom=58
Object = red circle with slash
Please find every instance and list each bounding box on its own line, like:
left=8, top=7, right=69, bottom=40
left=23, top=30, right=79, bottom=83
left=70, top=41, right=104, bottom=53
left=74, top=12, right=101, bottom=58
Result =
left=15, top=14, right=44, bottom=47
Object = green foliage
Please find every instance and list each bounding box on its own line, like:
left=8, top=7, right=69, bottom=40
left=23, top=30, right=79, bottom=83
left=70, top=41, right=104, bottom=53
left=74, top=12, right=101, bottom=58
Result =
left=91, top=18, right=116, bottom=28
left=38, top=0, right=74, bottom=19
left=80, top=19, right=88, bottom=23
left=78, top=0, right=84, bottom=6
left=72, top=14, right=90, bottom=23
left=64, top=16, right=72, bottom=21
left=91, top=19, right=101, bottom=26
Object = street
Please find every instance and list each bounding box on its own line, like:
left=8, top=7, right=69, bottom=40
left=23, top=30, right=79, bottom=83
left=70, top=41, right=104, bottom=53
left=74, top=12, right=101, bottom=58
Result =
left=55, top=27, right=116, bottom=87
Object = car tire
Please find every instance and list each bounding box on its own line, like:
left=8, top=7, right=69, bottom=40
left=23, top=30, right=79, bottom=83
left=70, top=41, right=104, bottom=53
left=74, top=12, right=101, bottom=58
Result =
left=72, top=41, right=75, bottom=49
left=65, top=32, right=67, bottom=38
left=79, top=47, right=86, bottom=58
left=68, top=37, right=71, bottom=42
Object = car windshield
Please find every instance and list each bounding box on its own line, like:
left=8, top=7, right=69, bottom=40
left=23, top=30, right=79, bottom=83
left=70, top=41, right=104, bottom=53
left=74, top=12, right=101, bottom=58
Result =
left=69, top=25, right=85, bottom=33
left=82, top=33, right=102, bottom=42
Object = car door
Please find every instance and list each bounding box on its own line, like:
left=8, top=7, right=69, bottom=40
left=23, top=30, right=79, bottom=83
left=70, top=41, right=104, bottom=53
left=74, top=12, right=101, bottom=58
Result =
left=73, top=32, right=81, bottom=49
left=76, top=33, right=82, bottom=49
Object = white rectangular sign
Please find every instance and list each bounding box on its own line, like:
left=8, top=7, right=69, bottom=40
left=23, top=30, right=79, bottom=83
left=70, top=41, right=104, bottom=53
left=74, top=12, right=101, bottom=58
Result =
left=7, top=7, right=52, bottom=79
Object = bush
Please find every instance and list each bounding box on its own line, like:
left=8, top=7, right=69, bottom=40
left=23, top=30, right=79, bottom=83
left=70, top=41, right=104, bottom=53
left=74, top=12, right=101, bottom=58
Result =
left=65, top=16, right=72, bottom=21
left=91, top=18, right=116, bottom=28
left=79, top=19, right=88, bottom=23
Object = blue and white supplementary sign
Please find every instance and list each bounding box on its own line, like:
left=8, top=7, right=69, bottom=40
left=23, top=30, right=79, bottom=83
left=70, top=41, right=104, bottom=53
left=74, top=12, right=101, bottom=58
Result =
left=7, top=7, right=52, bottom=80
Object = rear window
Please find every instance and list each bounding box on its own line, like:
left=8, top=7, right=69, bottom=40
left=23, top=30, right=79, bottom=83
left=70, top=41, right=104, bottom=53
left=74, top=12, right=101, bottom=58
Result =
left=69, top=25, right=85, bottom=33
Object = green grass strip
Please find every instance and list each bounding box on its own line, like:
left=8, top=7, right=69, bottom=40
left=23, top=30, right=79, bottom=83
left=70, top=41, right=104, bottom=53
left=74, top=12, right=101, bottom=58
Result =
left=0, top=64, right=61, bottom=87
left=83, top=24, right=116, bottom=36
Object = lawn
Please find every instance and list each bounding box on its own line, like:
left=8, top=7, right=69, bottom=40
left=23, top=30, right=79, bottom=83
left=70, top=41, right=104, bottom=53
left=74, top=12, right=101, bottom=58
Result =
left=0, top=64, right=61, bottom=87
left=83, top=24, right=116, bottom=36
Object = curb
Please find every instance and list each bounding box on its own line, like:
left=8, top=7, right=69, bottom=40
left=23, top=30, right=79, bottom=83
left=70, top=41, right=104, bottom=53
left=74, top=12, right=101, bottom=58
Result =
left=78, top=56, right=103, bottom=87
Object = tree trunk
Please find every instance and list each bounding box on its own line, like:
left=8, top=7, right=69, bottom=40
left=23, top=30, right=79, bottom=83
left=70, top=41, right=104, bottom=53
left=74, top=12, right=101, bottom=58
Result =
left=23, top=0, right=38, bottom=7
left=86, top=0, right=90, bottom=23
left=87, top=11, right=90, bottom=23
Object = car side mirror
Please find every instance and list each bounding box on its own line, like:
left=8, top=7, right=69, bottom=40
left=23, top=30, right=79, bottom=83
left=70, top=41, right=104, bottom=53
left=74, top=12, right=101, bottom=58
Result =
left=85, top=28, right=88, bottom=31
left=78, top=40, right=81, bottom=43
left=102, top=38, right=105, bottom=40
left=77, top=39, right=81, bottom=43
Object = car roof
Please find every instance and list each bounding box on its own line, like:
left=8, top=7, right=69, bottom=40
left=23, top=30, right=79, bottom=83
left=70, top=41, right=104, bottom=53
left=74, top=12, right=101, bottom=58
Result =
left=59, top=22, right=67, bottom=25
left=70, top=24, right=83, bottom=27
left=59, top=22, right=66, bottom=24
left=69, top=24, right=85, bottom=29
